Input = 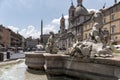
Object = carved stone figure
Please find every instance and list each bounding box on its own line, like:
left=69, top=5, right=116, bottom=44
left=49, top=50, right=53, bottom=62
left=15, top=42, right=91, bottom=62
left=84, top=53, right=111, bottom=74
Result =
left=70, top=34, right=92, bottom=58
left=45, top=32, right=58, bottom=54
left=89, top=11, right=112, bottom=57
left=69, top=11, right=113, bottom=58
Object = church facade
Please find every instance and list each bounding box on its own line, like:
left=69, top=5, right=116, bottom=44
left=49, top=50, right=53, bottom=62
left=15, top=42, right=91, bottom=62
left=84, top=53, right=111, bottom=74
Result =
left=57, top=0, right=92, bottom=49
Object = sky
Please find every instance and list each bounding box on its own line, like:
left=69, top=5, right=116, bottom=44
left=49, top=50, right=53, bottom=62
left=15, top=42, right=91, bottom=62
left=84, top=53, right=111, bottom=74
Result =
left=0, top=0, right=119, bottom=38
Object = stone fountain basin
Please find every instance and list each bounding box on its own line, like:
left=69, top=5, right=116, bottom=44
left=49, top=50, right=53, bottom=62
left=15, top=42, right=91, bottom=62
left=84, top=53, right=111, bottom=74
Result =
left=25, top=52, right=120, bottom=80
left=25, top=52, right=46, bottom=70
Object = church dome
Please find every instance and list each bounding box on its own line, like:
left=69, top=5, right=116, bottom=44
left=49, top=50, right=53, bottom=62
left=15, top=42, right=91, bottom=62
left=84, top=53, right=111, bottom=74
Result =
left=74, top=0, right=89, bottom=16
left=75, top=6, right=88, bottom=16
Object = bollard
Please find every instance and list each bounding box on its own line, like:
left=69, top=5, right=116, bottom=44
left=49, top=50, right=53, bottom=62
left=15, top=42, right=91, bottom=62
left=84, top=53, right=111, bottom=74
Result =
left=0, top=53, right=4, bottom=61
left=7, top=52, right=10, bottom=59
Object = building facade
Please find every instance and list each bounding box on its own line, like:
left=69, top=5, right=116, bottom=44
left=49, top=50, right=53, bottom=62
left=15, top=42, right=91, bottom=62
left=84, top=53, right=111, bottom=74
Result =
left=3, top=28, right=11, bottom=48
left=25, top=37, right=39, bottom=50
left=57, top=0, right=91, bottom=49
left=0, top=25, right=4, bottom=47
left=0, top=25, right=25, bottom=49
left=57, top=0, right=120, bottom=49
left=83, top=1, right=120, bottom=44
left=102, top=1, right=120, bottom=44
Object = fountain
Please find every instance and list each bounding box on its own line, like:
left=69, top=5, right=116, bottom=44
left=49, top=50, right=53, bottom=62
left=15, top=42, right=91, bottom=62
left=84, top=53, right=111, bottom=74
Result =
left=1, top=11, right=120, bottom=80
left=25, top=11, right=120, bottom=80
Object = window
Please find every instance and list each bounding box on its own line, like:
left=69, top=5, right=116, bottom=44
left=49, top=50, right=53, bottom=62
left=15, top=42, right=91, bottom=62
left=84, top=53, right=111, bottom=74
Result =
left=111, top=8, right=114, bottom=13
left=103, top=18, right=106, bottom=24
left=111, top=14, right=115, bottom=21
left=111, top=25, right=115, bottom=34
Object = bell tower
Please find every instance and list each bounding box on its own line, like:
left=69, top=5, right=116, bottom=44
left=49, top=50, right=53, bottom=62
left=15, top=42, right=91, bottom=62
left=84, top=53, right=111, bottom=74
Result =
left=60, top=14, right=65, bottom=33
left=77, top=0, right=82, bottom=3
left=68, top=0, right=75, bottom=28
left=69, top=0, right=75, bottom=19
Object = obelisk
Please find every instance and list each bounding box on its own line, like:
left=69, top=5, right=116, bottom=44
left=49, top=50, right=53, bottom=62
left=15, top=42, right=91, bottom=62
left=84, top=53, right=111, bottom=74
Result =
left=40, top=20, right=43, bottom=44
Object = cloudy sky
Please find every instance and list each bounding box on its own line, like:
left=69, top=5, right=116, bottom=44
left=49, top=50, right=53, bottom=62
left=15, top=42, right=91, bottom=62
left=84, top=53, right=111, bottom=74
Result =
left=0, top=0, right=118, bottom=38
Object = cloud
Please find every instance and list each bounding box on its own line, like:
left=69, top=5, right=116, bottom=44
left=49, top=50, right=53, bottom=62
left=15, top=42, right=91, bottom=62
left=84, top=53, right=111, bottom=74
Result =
left=87, top=9, right=99, bottom=13
left=52, top=18, right=60, bottom=25
left=7, top=24, right=57, bottom=39
left=7, top=15, right=69, bottom=39
left=7, top=25, right=40, bottom=39
left=52, top=15, right=68, bottom=28
left=43, top=24, right=58, bottom=34
left=52, top=15, right=68, bottom=24
left=64, top=15, right=69, bottom=27
left=7, top=26, right=19, bottom=33
left=19, top=25, right=40, bottom=39
left=45, top=15, right=69, bottom=34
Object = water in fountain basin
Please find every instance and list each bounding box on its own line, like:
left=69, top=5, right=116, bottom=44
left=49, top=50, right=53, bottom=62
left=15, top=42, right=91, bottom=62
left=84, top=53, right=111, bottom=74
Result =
left=0, top=61, right=78, bottom=80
